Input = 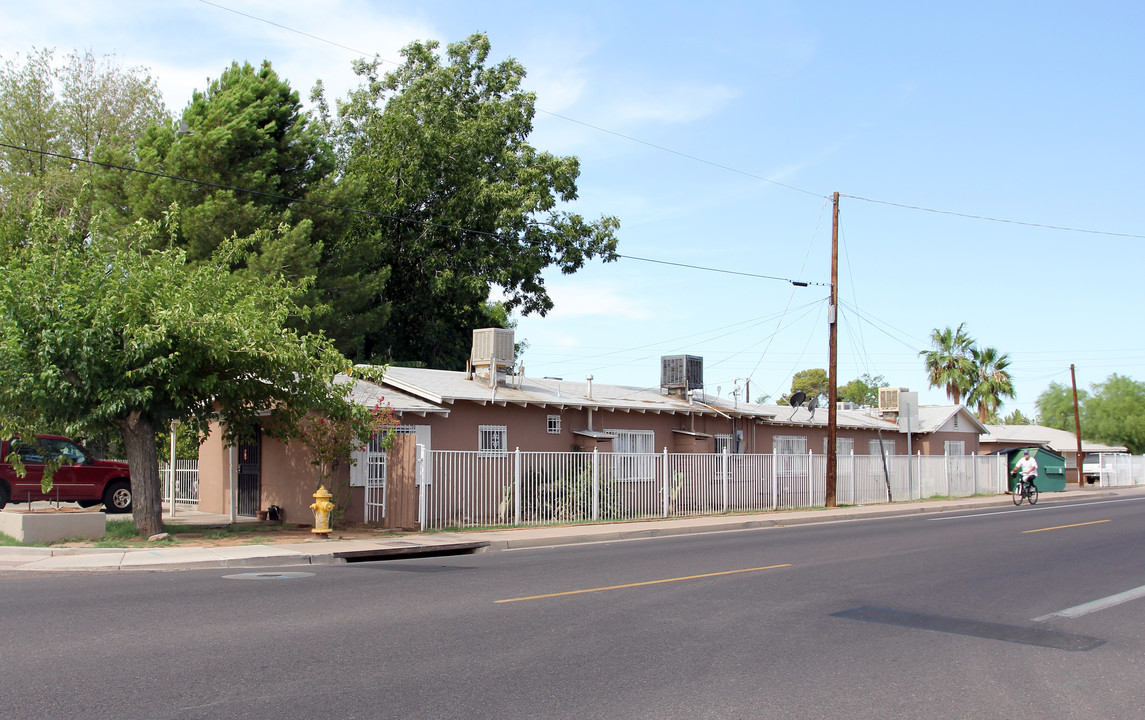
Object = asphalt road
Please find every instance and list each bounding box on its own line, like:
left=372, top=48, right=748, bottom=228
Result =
left=3, top=495, right=1144, bottom=719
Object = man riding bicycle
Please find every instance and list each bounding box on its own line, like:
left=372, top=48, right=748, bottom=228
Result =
left=1014, top=450, right=1038, bottom=491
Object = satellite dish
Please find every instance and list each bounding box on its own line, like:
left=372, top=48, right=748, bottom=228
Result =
left=788, top=391, right=807, bottom=419
left=807, top=395, right=819, bottom=419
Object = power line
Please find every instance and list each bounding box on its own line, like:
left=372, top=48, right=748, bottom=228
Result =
left=840, top=193, right=1145, bottom=240
left=197, top=0, right=1145, bottom=243
left=616, top=253, right=827, bottom=287
left=1, top=142, right=821, bottom=290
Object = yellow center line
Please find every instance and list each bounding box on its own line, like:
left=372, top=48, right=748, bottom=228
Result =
left=495, top=563, right=793, bottom=603
left=1023, top=519, right=1111, bottom=534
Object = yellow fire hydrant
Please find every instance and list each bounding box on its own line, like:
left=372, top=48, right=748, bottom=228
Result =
left=310, top=485, right=335, bottom=536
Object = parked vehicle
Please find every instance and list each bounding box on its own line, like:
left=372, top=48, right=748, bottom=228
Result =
left=1082, top=454, right=1104, bottom=484
left=0, top=436, right=133, bottom=513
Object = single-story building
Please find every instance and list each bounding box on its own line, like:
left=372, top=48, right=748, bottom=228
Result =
left=195, top=330, right=991, bottom=525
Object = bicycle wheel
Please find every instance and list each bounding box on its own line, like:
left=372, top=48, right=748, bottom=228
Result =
left=1027, top=483, right=1039, bottom=505
left=1012, top=482, right=1024, bottom=506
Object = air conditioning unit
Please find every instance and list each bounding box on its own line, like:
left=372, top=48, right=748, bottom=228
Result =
left=661, top=355, right=704, bottom=391
left=878, top=387, right=908, bottom=413
left=471, top=328, right=515, bottom=371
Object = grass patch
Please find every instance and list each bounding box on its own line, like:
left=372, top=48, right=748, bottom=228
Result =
left=0, top=531, right=21, bottom=546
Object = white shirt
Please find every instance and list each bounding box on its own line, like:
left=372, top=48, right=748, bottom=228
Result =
left=1016, top=455, right=1038, bottom=479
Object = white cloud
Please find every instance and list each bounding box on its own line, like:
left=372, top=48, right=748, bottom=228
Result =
left=545, top=280, right=652, bottom=321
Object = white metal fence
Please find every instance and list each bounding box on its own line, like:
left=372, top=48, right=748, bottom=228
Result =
left=1094, top=453, right=1145, bottom=487
left=419, top=449, right=1007, bottom=531
left=161, top=460, right=199, bottom=506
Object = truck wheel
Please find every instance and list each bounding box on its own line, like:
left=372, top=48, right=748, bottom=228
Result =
left=0, top=482, right=9, bottom=510
left=102, top=481, right=133, bottom=514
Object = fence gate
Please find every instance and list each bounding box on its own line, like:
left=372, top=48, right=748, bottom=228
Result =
left=236, top=428, right=261, bottom=517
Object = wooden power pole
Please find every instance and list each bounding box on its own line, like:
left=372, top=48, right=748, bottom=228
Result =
left=1071, top=364, right=1084, bottom=487
left=826, top=192, right=839, bottom=507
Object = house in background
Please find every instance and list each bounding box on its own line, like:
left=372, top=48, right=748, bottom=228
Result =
left=195, top=328, right=993, bottom=524
left=980, top=423, right=1127, bottom=484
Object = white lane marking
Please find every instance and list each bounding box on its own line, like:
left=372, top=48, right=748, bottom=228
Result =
left=1033, top=584, right=1145, bottom=622
left=929, top=496, right=1145, bottom=521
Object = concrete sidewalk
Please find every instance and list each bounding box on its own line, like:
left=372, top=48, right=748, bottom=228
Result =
left=3, top=485, right=1139, bottom=572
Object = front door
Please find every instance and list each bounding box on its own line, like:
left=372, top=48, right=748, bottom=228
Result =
left=236, top=428, right=261, bottom=517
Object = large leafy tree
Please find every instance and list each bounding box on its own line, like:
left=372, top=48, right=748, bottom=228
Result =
left=0, top=48, right=165, bottom=235
left=920, top=323, right=976, bottom=405
left=837, top=373, right=886, bottom=406
left=327, top=33, right=619, bottom=367
left=1084, top=374, right=1145, bottom=454
left=966, top=346, right=1014, bottom=422
left=788, top=368, right=829, bottom=404
left=122, top=60, right=331, bottom=280
left=0, top=203, right=352, bottom=535
left=1036, top=381, right=1087, bottom=430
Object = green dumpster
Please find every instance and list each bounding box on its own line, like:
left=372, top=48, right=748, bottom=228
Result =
left=1006, top=446, right=1066, bottom=493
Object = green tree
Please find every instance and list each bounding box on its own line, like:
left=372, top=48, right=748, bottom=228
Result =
left=837, top=373, right=886, bottom=406
left=966, top=346, right=1015, bottom=422
left=0, top=202, right=351, bottom=535
left=327, top=33, right=619, bottom=367
left=1084, top=374, right=1145, bottom=453
left=1001, top=409, right=1033, bottom=425
left=1036, top=382, right=1085, bottom=431
left=123, top=60, right=330, bottom=279
left=788, top=369, right=829, bottom=403
left=920, top=323, right=975, bottom=405
left=0, top=48, right=165, bottom=234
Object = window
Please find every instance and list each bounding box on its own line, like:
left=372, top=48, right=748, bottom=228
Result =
left=869, top=438, right=895, bottom=457
left=826, top=437, right=854, bottom=455
left=774, top=436, right=807, bottom=455
left=547, top=415, right=561, bottom=434
left=945, top=440, right=965, bottom=456
left=479, top=425, right=508, bottom=455
left=715, top=434, right=733, bottom=454
left=608, top=429, right=655, bottom=455
left=606, top=429, right=655, bottom=481
left=774, top=435, right=808, bottom=478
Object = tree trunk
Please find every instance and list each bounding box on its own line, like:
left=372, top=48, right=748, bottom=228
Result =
left=121, top=411, right=163, bottom=537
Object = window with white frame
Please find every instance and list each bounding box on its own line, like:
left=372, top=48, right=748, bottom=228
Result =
left=715, top=434, right=734, bottom=454
left=479, top=425, right=507, bottom=455
left=869, top=438, right=895, bottom=457
left=606, top=429, right=655, bottom=481
left=774, top=435, right=808, bottom=478
left=774, top=435, right=808, bottom=455
left=547, top=414, right=561, bottom=434
left=945, top=440, right=965, bottom=455
left=825, top=437, right=854, bottom=455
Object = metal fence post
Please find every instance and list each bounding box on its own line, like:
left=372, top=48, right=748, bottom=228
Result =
left=592, top=447, right=600, bottom=521
left=722, top=447, right=729, bottom=513
left=662, top=448, right=669, bottom=518
left=513, top=448, right=522, bottom=526
left=770, top=453, right=778, bottom=510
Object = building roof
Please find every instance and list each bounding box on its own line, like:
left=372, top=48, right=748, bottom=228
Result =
left=377, top=366, right=776, bottom=419
left=363, top=366, right=984, bottom=438
left=336, top=374, right=450, bottom=417
left=980, top=423, right=1127, bottom=454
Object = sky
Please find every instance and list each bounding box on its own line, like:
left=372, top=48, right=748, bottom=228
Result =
left=3, top=0, right=1144, bottom=417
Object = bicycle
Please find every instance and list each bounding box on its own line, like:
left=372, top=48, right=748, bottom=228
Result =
left=1012, top=473, right=1039, bottom=506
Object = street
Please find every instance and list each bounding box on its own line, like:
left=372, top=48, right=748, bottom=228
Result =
left=3, top=495, right=1144, bottom=719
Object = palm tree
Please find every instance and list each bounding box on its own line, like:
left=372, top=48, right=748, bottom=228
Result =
left=920, top=323, right=975, bottom=405
left=967, top=346, right=1015, bottom=422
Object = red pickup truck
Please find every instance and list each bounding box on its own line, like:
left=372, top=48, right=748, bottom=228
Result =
left=0, top=436, right=133, bottom=513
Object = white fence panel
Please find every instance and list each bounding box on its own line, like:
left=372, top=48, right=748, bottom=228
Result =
left=418, top=450, right=1011, bottom=530
left=161, top=460, right=198, bottom=505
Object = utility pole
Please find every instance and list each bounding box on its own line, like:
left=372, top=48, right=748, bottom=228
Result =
left=826, top=192, right=839, bottom=507
left=1071, top=364, right=1084, bottom=487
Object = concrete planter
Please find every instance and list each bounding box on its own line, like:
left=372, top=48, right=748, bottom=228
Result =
left=0, top=508, right=107, bottom=543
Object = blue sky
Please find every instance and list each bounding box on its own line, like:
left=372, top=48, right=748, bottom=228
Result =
left=4, top=1, right=1144, bottom=416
